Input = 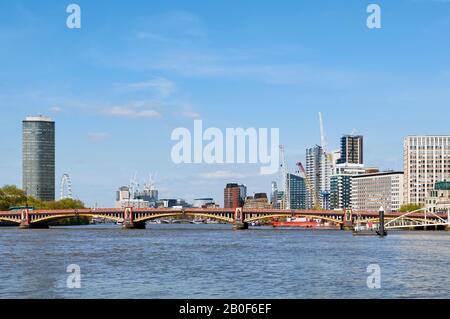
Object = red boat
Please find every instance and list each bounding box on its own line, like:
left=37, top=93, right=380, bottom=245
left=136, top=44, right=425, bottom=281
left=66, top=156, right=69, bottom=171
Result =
left=272, top=217, right=339, bottom=230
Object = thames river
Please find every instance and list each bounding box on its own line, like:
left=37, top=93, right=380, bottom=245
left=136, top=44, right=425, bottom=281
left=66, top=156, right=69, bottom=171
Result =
left=0, top=224, right=449, bottom=299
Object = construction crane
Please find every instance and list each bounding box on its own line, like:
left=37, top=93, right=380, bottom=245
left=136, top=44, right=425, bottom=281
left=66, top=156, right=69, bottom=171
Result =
left=279, top=145, right=290, bottom=210
left=296, top=161, right=319, bottom=209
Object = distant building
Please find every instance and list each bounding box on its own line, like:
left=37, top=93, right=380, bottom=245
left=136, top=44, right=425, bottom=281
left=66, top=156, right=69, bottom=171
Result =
left=352, top=171, right=404, bottom=213
left=134, top=186, right=159, bottom=208
left=193, top=198, right=215, bottom=208
left=404, top=136, right=450, bottom=205
left=305, top=145, right=323, bottom=209
left=244, top=193, right=272, bottom=209
left=425, top=181, right=450, bottom=214
left=238, top=184, right=247, bottom=204
left=224, top=183, right=245, bottom=208
left=329, top=163, right=367, bottom=210
left=288, top=173, right=307, bottom=209
left=270, top=181, right=279, bottom=208
left=276, top=191, right=285, bottom=209
left=115, top=186, right=150, bottom=208
left=22, top=115, right=55, bottom=201
left=337, top=135, right=364, bottom=165
left=330, top=174, right=352, bottom=210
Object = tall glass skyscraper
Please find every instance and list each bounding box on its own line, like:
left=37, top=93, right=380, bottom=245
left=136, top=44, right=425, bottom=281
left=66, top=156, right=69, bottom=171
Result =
left=22, top=116, right=55, bottom=201
left=337, top=135, right=364, bottom=165
left=288, top=173, right=306, bottom=209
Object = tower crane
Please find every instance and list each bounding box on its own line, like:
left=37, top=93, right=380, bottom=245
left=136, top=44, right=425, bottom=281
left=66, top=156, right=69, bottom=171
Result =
left=279, top=145, right=290, bottom=210
left=296, top=161, right=319, bottom=209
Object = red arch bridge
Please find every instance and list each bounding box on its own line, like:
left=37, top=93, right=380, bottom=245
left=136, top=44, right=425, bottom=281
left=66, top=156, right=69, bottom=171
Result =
left=0, top=207, right=448, bottom=230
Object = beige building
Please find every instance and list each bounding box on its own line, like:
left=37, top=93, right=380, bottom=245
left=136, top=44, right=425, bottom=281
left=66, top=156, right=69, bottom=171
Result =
left=404, top=136, right=450, bottom=205
left=244, top=193, right=272, bottom=209
left=352, top=171, right=404, bottom=213
left=425, top=181, right=450, bottom=214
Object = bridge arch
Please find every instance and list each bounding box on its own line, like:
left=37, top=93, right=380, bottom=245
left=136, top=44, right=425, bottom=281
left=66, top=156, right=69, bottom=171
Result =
left=134, top=212, right=234, bottom=224
left=0, top=216, right=20, bottom=224
left=31, top=213, right=123, bottom=224
left=244, top=214, right=344, bottom=225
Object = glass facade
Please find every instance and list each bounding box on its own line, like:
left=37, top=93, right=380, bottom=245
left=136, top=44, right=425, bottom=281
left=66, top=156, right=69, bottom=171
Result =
left=337, top=135, right=364, bottom=165
left=22, top=116, right=55, bottom=201
left=288, top=173, right=307, bottom=209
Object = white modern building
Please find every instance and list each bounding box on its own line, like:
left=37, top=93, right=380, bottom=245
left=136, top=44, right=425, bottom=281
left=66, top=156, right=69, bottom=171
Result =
left=115, top=186, right=150, bottom=209
left=404, top=136, right=450, bottom=205
left=352, top=171, right=404, bottom=213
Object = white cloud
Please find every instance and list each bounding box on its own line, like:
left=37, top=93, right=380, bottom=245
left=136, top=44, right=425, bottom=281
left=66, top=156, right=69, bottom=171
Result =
left=103, top=106, right=161, bottom=119
left=50, top=106, right=62, bottom=113
left=179, top=110, right=201, bottom=119
left=201, top=170, right=246, bottom=179
left=88, top=132, right=110, bottom=143
left=118, top=77, right=176, bottom=98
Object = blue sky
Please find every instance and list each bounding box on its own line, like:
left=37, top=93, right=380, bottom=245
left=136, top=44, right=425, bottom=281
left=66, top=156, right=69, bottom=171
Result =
left=1, top=0, right=450, bottom=207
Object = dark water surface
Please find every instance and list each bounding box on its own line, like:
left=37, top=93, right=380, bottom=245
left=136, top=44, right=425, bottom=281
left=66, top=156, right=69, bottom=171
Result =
left=0, top=224, right=449, bottom=299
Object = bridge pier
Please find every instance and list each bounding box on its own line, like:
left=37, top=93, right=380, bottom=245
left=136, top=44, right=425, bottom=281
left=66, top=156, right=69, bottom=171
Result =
left=122, top=221, right=146, bottom=229
left=233, top=208, right=248, bottom=230
left=19, top=209, right=51, bottom=229
left=233, top=222, right=249, bottom=230
left=19, top=222, right=49, bottom=229
left=122, top=207, right=146, bottom=229
left=342, top=209, right=354, bottom=231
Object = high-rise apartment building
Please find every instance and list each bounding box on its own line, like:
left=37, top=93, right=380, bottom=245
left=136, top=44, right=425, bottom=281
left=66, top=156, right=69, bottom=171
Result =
left=224, top=183, right=244, bottom=208
left=305, top=145, right=322, bottom=209
left=22, top=116, right=55, bottom=201
left=337, top=135, right=364, bottom=165
left=352, top=171, right=404, bottom=213
left=288, top=173, right=307, bottom=209
left=330, top=174, right=352, bottom=210
left=404, top=136, right=450, bottom=205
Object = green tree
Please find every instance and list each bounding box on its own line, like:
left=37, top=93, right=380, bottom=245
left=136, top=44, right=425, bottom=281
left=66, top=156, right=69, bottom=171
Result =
left=1, top=185, right=86, bottom=211
left=399, top=203, right=424, bottom=212
left=0, top=185, right=28, bottom=210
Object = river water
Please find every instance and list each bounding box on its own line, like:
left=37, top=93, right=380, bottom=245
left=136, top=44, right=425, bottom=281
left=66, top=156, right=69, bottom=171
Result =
left=0, top=224, right=449, bottom=299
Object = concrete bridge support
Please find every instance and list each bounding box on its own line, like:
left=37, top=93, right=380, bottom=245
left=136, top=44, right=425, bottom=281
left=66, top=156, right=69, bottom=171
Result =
left=233, top=208, right=248, bottom=230
left=233, top=222, right=249, bottom=230
left=342, top=209, right=354, bottom=231
left=19, top=223, right=49, bottom=229
left=123, top=221, right=146, bottom=229
left=122, top=207, right=146, bottom=229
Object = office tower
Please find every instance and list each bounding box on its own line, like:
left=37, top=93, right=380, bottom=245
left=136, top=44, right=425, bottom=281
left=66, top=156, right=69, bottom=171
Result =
left=238, top=184, right=247, bottom=204
left=271, top=181, right=278, bottom=208
left=404, top=136, right=450, bottom=205
left=288, top=173, right=307, bottom=209
left=321, top=150, right=341, bottom=209
left=224, top=183, right=244, bottom=208
left=305, top=145, right=322, bottom=209
left=330, top=175, right=352, bottom=210
left=352, top=171, right=404, bottom=213
left=22, top=116, right=55, bottom=201
left=115, top=186, right=150, bottom=209
left=337, top=135, right=364, bottom=165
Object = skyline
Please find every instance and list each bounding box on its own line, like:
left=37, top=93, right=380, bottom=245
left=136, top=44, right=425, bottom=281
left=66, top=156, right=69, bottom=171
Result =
left=2, top=0, right=450, bottom=206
